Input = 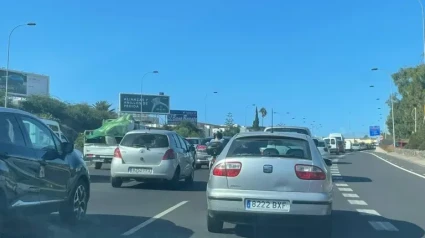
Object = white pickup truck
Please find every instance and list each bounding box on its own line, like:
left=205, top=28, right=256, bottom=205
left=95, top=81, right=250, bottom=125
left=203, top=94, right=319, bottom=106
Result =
left=83, top=130, right=123, bottom=169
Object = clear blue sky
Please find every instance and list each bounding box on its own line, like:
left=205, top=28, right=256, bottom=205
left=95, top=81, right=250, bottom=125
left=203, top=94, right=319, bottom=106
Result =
left=0, top=0, right=423, bottom=137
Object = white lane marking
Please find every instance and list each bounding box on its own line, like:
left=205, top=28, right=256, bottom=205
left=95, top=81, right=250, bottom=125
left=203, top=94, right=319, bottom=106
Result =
left=331, top=169, right=340, bottom=172
left=357, top=209, right=381, bottom=216
left=338, top=187, right=353, bottom=192
left=342, top=193, right=359, bottom=198
left=369, top=221, right=399, bottom=231
left=348, top=200, right=368, bottom=205
left=335, top=183, right=349, bottom=187
left=121, top=201, right=188, bottom=236
left=332, top=173, right=341, bottom=176
left=363, top=152, right=425, bottom=180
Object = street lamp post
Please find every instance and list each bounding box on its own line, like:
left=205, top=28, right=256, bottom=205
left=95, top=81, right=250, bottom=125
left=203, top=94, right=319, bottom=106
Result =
left=204, top=91, right=218, bottom=123
left=140, top=71, right=159, bottom=117
left=4, top=23, right=36, bottom=108
left=371, top=68, right=396, bottom=147
left=417, top=0, right=425, bottom=63
left=244, top=104, right=256, bottom=127
left=271, top=109, right=277, bottom=133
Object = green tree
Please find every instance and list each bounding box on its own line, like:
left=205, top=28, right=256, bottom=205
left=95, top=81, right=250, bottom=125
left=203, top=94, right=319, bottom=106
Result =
left=363, top=135, right=369, bottom=139
left=173, top=121, right=202, bottom=137
left=252, top=107, right=260, bottom=131
left=223, top=112, right=240, bottom=136
left=259, top=107, right=267, bottom=127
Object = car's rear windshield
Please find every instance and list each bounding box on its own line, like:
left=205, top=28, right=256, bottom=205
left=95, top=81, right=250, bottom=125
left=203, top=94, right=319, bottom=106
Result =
left=330, top=139, right=336, bottom=144
left=324, top=139, right=330, bottom=144
left=265, top=128, right=309, bottom=135
left=226, top=136, right=311, bottom=160
left=121, top=133, right=169, bottom=148
left=318, top=141, right=325, bottom=147
left=186, top=138, right=200, bottom=145
left=353, top=143, right=359, bottom=146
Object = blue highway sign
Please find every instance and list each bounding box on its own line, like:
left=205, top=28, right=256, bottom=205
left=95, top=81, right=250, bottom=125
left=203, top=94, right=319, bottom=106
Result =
left=369, top=126, right=381, bottom=136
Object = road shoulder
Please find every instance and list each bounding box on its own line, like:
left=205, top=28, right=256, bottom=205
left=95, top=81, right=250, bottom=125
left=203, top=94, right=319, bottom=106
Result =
left=364, top=150, right=425, bottom=177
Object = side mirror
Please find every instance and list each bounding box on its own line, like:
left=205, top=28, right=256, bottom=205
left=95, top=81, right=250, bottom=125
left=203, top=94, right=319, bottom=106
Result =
left=189, top=146, right=195, bottom=152
left=324, top=158, right=332, bottom=167
left=62, top=142, right=74, bottom=155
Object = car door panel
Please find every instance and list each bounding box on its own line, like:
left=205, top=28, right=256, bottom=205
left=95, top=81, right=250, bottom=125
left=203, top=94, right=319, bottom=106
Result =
left=17, top=115, right=70, bottom=202
left=0, top=113, right=41, bottom=208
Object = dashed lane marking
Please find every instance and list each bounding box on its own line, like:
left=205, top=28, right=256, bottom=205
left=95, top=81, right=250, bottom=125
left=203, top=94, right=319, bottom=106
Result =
left=332, top=173, right=342, bottom=176
left=338, top=187, right=353, bottom=192
left=363, top=152, right=425, bottom=180
left=335, top=183, right=349, bottom=187
left=348, top=200, right=368, bottom=205
left=368, top=221, right=399, bottom=231
left=121, top=201, right=188, bottom=236
left=357, top=209, right=381, bottom=216
left=342, top=193, right=359, bottom=198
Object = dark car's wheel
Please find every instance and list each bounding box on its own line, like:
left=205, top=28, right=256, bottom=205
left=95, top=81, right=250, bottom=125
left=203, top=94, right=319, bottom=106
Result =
left=59, top=179, right=88, bottom=225
left=207, top=214, right=223, bottom=233
left=94, top=162, right=102, bottom=170
left=111, top=177, right=123, bottom=188
left=184, top=168, right=194, bottom=185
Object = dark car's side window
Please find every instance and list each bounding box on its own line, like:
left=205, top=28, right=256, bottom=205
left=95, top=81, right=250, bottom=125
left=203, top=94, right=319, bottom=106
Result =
left=19, top=116, right=56, bottom=151
left=0, top=113, right=26, bottom=147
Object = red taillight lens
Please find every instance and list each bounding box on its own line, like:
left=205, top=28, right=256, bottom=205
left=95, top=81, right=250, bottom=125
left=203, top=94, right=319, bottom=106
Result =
left=196, top=145, right=207, bottom=151
left=114, top=148, right=122, bottom=159
left=295, top=164, right=326, bottom=180
left=212, top=162, right=242, bottom=177
left=162, top=149, right=176, bottom=160
left=86, top=154, right=94, bottom=158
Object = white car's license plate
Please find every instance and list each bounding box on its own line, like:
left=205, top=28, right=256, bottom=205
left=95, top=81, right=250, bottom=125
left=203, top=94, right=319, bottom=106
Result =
left=245, top=199, right=290, bottom=212
left=128, top=167, right=152, bottom=174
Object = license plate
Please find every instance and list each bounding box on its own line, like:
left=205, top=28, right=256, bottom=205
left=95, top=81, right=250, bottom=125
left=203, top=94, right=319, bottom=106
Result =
left=128, top=167, right=152, bottom=174
left=245, top=199, right=290, bottom=212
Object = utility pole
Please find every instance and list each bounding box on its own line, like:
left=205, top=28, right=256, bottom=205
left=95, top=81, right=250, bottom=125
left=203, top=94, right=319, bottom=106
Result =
left=271, top=108, right=274, bottom=133
left=414, top=107, right=417, bottom=133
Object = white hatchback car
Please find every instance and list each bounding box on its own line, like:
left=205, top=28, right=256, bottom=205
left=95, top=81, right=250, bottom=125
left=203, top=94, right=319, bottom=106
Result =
left=110, top=129, right=195, bottom=188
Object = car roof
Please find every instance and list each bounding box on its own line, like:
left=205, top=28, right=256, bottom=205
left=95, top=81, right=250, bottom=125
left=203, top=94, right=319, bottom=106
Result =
left=126, top=129, right=176, bottom=135
left=235, top=131, right=310, bottom=140
left=0, top=107, right=39, bottom=119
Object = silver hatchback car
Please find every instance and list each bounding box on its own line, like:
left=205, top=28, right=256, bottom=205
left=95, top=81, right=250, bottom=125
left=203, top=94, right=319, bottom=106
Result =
left=206, top=132, right=333, bottom=235
left=110, top=130, right=195, bottom=188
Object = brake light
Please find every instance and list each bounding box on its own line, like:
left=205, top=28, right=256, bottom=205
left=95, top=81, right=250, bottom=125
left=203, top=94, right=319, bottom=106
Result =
left=86, top=154, right=94, bottom=158
left=162, top=149, right=176, bottom=160
left=114, top=148, right=122, bottom=159
left=212, top=162, right=242, bottom=177
left=196, top=145, right=207, bottom=151
left=295, top=164, right=326, bottom=180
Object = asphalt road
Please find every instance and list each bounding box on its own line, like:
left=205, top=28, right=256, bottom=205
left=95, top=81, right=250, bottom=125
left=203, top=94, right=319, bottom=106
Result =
left=2, top=151, right=425, bottom=238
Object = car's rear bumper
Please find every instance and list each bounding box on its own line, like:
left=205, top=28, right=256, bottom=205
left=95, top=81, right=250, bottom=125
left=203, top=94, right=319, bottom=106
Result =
left=110, top=158, right=177, bottom=180
left=206, top=189, right=332, bottom=221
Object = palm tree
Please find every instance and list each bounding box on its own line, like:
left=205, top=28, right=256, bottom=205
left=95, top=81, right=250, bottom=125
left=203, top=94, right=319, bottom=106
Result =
left=93, top=101, right=114, bottom=112
left=259, top=107, right=267, bottom=127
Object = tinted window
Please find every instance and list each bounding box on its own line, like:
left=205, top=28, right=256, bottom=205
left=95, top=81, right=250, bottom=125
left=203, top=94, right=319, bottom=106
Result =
left=313, top=139, right=319, bottom=146
left=121, top=133, right=169, bottom=148
left=353, top=143, right=359, bottom=146
left=227, top=136, right=311, bottom=160
left=318, top=141, right=325, bottom=147
left=331, top=139, right=336, bottom=145
left=0, top=113, right=25, bottom=146
left=21, top=116, right=56, bottom=150
left=186, top=139, right=200, bottom=145
left=266, top=128, right=309, bottom=135
left=324, top=139, right=330, bottom=144
left=47, top=124, right=59, bottom=132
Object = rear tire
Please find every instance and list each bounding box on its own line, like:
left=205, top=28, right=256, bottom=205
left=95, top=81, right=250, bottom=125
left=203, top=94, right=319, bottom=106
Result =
left=184, top=168, right=194, bottom=185
left=207, top=214, right=223, bottom=233
left=59, top=179, right=88, bottom=225
left=94, top=162, right=102, bottom=170
left=167, top=167, right=180, bottom=189
left=111, top=177, right=123, bottom=188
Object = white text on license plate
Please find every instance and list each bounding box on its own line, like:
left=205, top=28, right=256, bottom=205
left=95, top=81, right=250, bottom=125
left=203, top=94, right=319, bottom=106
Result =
left=246, top=200, right=290, bottom=212
left=128, top=168, right=152, bottom=174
